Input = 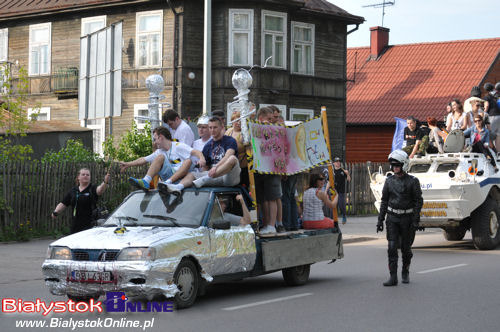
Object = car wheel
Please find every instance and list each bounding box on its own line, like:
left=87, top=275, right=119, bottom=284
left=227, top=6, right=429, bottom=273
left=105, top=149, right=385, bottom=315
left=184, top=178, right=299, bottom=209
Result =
left=173, top=259, right=199, bottom=309
left=471, top=197, right=500, bottom=250
left=282, top=264, right=310, bottom=286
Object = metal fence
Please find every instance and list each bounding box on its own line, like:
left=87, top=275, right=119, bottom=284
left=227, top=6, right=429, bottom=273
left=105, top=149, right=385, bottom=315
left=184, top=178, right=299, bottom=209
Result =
left=0, top=161, right=387, bottom=238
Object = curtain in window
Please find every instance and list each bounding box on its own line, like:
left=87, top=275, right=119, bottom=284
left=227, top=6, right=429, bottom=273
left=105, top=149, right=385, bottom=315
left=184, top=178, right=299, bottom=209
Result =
left=233, top=33, right=248, bottom=65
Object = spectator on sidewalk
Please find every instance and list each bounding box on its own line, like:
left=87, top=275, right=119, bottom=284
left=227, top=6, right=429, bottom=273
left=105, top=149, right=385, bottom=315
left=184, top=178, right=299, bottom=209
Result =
left=51, top=168, right=110, bottom=234
left=333, top=157, right=351, bottom=224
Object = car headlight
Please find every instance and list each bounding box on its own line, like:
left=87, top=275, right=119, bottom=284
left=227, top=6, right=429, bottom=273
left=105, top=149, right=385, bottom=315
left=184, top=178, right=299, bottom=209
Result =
left=48, top=246, right=72, bottom=260
left=117, top=247, right=156, bottom=261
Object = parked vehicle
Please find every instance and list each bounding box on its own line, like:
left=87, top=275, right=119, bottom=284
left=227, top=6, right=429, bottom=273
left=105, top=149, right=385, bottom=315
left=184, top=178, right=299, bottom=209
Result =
left=42, top=187, right=343, bottom=308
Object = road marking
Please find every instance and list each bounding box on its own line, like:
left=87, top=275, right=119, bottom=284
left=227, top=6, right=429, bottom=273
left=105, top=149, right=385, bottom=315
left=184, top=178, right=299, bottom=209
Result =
left=417, top=263, right=468, bottom=274
left=222, top=292, right=313, bottom=311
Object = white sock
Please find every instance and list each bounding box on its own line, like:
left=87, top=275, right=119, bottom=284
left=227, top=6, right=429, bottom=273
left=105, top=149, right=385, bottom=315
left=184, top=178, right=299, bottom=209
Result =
left=171, top=183, right=184, bottom=190
left=143, top=175, right=152, bottom=183
left=194, top=175, right=210, bottom=188
left=166, top=179, right=172, bottom=184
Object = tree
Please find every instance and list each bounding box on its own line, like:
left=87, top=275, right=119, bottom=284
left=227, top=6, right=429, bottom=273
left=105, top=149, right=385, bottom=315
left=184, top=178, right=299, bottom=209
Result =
left=103, top=121, right=153, bottom=161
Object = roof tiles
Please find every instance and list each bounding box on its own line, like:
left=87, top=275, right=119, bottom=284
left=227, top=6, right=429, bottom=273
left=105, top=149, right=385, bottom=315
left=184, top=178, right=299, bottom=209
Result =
left=347, top=38, right=500, bottom=124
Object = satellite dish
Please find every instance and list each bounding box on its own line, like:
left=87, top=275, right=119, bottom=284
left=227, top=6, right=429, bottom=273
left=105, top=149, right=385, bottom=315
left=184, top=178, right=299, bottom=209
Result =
left=443, top=129, right=465, bottom=153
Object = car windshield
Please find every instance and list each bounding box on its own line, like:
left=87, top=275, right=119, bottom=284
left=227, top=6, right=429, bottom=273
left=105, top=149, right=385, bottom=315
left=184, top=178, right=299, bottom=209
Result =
left=104, top=190, right=209, bottom=228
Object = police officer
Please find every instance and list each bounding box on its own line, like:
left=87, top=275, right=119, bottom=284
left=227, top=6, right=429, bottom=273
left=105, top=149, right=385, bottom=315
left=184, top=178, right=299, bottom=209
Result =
left=377, top=150, right=423, bottom=286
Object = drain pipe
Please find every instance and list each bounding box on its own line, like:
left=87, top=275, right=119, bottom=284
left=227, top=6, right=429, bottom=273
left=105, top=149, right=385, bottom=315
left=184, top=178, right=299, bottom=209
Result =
left=166, top=0, right=179, bottom=111
left=347, top=23, right=359, bottom=35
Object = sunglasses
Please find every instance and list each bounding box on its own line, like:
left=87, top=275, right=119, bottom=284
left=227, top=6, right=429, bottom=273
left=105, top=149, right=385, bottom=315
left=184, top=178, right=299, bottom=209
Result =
left=474, top=119, right=482, bottom=123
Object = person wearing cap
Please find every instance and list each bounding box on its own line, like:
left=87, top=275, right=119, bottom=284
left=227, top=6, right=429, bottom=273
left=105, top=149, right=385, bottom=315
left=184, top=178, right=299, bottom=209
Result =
left=162, top=109, right=195, bottom=147
left=333, top=157, right=350, bottom=224
left=464, top=86, right=482, bottom=113
left=120, top=127, right=205, bottom=191
left=192, top=115, right=211, bottom=170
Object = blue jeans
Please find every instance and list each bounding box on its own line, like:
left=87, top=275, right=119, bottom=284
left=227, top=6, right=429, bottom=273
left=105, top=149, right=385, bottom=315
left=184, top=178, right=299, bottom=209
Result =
left=281, top=175, right=298, bottom=230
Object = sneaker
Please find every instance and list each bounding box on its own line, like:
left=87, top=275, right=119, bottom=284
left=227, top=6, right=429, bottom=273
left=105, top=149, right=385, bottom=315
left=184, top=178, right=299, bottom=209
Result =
left=128, top=177, right=150, bottom=191
left=276, top=224, right=286, bottom=233
left=166, top=183, right=184, bottom=195
left=157, top=181, right=169, bottom=194
left=193, top=176, right=210, bottom=188
left=259, top=225, right=276, bottom=234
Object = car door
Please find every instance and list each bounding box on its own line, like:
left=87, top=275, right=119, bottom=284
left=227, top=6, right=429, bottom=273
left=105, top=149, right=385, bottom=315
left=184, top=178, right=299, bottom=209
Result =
left=207, top=194, right=256, bottom=276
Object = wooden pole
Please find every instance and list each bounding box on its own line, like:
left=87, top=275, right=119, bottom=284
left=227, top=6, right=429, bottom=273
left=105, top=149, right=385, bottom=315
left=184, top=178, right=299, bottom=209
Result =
left=321, top=106, right=338, bottom=223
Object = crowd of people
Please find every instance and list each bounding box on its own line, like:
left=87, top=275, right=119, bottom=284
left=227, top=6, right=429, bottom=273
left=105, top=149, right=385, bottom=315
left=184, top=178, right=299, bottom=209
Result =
left=401, top=82, right=500, bottom=171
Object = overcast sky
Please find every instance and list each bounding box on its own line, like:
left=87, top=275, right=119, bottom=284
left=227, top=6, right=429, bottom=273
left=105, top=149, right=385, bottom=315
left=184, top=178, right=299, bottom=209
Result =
left=329, top=0, right=500, bottom=47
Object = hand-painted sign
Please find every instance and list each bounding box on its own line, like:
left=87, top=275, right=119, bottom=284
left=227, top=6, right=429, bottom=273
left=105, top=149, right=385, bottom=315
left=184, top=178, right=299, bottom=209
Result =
left=249, top=117, right=330, bottom=174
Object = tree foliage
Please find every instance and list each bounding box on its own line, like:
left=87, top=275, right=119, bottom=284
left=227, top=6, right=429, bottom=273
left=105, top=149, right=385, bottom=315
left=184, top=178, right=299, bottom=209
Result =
left=103, top=121, right=153, bottom=161
left=41, top=139, right=102, bottom=163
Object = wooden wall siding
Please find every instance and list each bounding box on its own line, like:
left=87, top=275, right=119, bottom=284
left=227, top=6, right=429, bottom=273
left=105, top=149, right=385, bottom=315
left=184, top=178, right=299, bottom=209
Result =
left=346, top=125, right=394, bottom=163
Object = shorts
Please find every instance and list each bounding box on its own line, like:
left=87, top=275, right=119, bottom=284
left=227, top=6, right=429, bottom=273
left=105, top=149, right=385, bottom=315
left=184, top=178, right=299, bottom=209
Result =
left=303, top=217, right=334, bottom=229
left=159, top=158, right=194, bottom=182
left=254, top=174, right=282, bottom=203
left=194, top=161, right=241, bottom=187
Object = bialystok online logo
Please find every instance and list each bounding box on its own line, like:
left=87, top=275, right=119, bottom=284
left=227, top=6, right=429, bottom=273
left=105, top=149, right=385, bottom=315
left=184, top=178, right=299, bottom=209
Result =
left=2, top=292, right=174, bottom=315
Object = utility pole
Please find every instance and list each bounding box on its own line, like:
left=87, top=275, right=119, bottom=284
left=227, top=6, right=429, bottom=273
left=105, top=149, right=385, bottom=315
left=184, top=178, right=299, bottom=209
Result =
left=203, top=0, right=212, bottom=115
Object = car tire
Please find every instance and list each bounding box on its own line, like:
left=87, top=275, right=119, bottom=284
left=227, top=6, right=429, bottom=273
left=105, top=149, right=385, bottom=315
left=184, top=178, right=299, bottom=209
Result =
left=282, top=264, right=310, bottom=286
left=443, top=226, right=467, bottom=241
left=173, top=259, right=199, bottom=309
left=471, top=197, right=500, bottom=250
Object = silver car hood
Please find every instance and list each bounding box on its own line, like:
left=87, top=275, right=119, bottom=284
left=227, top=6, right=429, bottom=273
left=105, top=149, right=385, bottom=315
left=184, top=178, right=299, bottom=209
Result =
left=49, top=226, right=195, bottom=250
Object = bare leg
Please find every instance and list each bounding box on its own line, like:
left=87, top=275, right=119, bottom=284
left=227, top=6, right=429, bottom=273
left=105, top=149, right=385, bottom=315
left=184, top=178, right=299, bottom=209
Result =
left=262, top=200, right=270, bottom=226
left=276, top=198, right=282, bottom=224
left=147, top=154, right=165, bottom=177
left=268, top=200, right=277, bottom=228
left=170, top=159, right=192, bottom=183
left=179, top=173, right=196, bottom=188
left=212, top=156, right=238, bottom=177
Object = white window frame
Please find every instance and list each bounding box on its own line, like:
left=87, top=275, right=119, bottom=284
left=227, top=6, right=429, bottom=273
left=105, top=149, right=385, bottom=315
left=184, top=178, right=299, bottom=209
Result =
left=289, top=108, right=314, bottom=121
left=228, top=9, right=254, bottom=67
left=134, top=104, right=162, bottom=130
left=261, top=10, right=287, bottom=69
left=0, top=28, right=7, bottom=62
left=136, top=10, right=163, bottom=68
left=81, top=15, right=107, bottom=36
left=291, top=21, right=314, bottom=75
left=28, top=107, right=51, bottom=121
left=259, top=104, right=287, bottom=120
left=29, top=23, right=51, bottom=76
left=80, top=118, right=105, bottom=155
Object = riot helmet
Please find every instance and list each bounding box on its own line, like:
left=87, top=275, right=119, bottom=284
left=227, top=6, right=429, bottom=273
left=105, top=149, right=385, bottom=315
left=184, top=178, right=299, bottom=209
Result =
left=388, top=150, right=409, bottom=173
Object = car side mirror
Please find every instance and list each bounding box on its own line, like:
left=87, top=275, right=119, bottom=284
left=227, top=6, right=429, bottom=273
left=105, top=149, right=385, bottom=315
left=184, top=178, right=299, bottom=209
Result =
left=212, top=219, right=231, bottom=230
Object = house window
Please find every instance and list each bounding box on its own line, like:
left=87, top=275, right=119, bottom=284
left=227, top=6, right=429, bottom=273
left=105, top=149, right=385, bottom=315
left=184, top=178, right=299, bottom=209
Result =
left=81, top=16, right=106, bottom=36
left=29, top=23, right=51, bottom=76
left=259, top=104, right=287, bottom=120
left=0, top=28, right=7, bottom=62
left=83, top=118, right=105, bottom=155
left=228, top=9, right=253, bottom=67
left=261, top=10, right=287, bottom=69
left=28, top=107, right=51, bottom=121
left=136, top=10, right=163, bottom=68
left=289, top=108, right=314, bottom=122
left=291, top=22, right=314, bottom=75
left=134, top=104, right=161, bottom=131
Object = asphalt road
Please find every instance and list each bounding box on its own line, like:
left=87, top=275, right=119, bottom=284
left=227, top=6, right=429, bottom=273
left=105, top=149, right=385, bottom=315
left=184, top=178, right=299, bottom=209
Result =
left=1, top=216, right=500, bottom=332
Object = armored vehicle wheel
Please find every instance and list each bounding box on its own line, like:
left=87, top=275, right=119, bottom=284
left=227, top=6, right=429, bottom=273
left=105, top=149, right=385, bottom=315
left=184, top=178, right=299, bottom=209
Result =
left=471, top=198, right=500, bottom=250
left=443, top=226, right=467, bottom=241
left=282, top=264, right=310, bottom=286
left=173, top=259, right=199, bottom=309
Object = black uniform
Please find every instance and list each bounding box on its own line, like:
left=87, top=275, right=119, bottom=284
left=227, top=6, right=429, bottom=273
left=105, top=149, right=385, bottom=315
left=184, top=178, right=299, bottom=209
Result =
left=378, top=173, right=423, bottom=276
left=61, top=184, right=98, bottom=234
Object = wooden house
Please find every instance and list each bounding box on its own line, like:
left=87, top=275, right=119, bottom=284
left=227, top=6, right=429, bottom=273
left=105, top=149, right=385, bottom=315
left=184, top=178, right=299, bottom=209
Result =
left=346, top=27, right=500, bottom=162
left=0, top=0, right=363, bottom=158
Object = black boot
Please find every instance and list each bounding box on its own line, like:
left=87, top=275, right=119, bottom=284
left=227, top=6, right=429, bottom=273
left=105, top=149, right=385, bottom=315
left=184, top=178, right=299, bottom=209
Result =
left=383, top=273, right=398, bottom=286
left=402, top=269, right=409, bottom=284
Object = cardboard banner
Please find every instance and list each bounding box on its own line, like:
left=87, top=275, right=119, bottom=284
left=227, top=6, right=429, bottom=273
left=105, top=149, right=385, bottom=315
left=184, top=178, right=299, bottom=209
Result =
left=249, top=117, right=330, bottom=175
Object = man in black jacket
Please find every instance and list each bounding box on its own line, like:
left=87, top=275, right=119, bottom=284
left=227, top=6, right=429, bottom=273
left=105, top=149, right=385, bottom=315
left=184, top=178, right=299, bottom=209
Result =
left=377, top=150, right=423, bottom=286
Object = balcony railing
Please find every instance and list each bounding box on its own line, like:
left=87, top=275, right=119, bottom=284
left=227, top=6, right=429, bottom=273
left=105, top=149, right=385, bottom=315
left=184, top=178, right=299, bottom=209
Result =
left=52, top=67, right=78, bottom=95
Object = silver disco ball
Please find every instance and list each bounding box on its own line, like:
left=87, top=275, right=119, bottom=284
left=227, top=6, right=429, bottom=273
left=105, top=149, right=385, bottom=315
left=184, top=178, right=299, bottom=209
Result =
left=232, top=68, right=252, bottom=91
left=146, top=74, right=165, bottom=95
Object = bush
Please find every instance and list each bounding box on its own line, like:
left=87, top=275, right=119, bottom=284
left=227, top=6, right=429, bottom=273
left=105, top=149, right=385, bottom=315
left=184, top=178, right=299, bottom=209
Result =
left=103, top=121, right=153, bottom=162
left=0, top=136, right=33, bottom=162
left=41, top=139, right=102, bottom=163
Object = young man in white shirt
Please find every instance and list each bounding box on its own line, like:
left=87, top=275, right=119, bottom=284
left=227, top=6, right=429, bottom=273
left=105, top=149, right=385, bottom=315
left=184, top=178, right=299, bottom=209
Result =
left=119, top=127, right=205, bottom=190
left=191, top=115, right=211, bottom=171
left=162, top=109, right=195, bottom=147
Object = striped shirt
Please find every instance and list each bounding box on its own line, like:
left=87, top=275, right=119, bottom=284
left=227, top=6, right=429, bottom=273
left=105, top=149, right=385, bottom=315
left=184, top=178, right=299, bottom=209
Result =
left=303, top=188, right=325, bottom=221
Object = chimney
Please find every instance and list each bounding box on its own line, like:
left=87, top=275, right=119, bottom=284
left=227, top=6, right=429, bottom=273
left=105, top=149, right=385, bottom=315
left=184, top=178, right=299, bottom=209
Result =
left=370, top=26, right=389, bottom=59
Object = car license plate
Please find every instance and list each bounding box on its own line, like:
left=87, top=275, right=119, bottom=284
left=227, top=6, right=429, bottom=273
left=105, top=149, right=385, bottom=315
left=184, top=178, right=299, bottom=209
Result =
left=71, top=270, right=112, bottom=283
